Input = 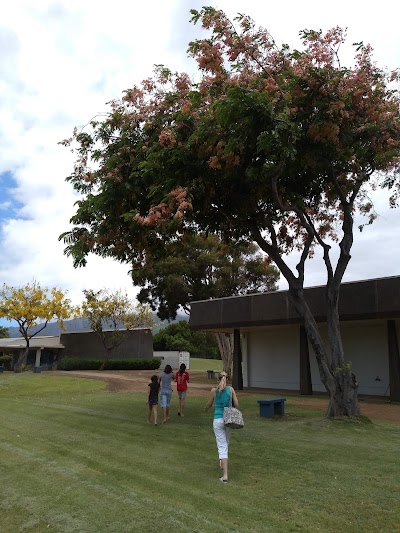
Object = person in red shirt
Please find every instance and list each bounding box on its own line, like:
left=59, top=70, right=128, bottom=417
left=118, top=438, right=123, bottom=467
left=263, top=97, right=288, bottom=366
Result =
left=175, top=363, right=190, bottom=417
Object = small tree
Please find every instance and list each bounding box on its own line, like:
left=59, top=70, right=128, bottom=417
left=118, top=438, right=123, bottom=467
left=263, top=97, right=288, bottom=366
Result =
left=80, top=288, right=155, bottom=356
left=0, top=282, right=75, bottom=371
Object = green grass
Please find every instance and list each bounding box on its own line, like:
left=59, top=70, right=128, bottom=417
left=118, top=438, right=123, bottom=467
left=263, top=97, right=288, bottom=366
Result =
left=189, top=357, right=223, bottom=372
left=1, top=372, right=399, bottom=533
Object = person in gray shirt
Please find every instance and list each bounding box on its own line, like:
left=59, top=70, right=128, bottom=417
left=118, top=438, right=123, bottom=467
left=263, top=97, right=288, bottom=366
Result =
left=159, top=364, right=174, bottom=423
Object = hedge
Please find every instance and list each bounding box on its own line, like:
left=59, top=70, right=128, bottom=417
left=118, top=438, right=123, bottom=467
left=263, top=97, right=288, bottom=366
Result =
left=58, top=358, right=161, bottom=371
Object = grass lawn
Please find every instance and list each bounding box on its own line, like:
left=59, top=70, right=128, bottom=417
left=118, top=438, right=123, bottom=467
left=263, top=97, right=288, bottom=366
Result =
left=189, top=358, right=223, bottom=372
left=1, top=372, right=399, bottom=533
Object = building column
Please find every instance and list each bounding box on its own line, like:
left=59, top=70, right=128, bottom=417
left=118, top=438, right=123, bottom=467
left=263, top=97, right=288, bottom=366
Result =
left=387, top=320, right=400, bottom=402
left=232, top=328, right=243, bottom=390
left=299, top=326, right=313, bottom=395
left=241, top=333, right=248, bottom=388
left=35, top=348, right=42, bottom=368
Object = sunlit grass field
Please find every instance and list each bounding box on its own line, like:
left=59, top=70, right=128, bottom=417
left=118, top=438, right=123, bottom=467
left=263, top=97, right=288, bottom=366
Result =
left=188, top=357, right=223, bottom=372
left=1, top=371, right=399, bottom=533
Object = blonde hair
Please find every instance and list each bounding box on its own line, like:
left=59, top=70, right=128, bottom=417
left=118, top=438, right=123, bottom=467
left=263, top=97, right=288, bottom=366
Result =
left=217, top=371, right=227, bottom=392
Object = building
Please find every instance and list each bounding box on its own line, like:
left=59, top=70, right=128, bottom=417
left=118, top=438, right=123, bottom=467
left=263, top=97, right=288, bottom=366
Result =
left=0, top=328, right=153, bottom=368
left=189, top=276, right=400, bottom=401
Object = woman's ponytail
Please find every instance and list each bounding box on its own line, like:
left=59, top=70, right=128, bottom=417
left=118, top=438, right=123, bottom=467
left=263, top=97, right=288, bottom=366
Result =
left=217, top=371, right=227, bottom=392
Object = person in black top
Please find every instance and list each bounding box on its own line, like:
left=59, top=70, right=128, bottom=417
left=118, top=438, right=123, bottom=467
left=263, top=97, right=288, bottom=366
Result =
left=147, top=374, right=160, bottom=425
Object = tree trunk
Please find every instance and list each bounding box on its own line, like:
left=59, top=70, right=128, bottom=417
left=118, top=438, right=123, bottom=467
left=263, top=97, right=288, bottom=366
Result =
left=326, top=369, right=359, bottom=417
left=288, top=287, right=359, bottom=418
left=325, top=284, right=359, bottom=417
left=215, top=332, right=233, bottom=380
left=15, top=345, right=30, bottom=372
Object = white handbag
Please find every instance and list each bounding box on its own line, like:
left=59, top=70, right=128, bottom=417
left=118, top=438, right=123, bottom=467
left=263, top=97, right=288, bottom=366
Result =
left=223, top=387, right=244, bottom=429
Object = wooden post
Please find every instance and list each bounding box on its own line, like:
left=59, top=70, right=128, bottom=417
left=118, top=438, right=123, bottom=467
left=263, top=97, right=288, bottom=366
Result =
left=387, top=320, right=400, bottom=402
left=299, top=326, right=313, bottom=395
left=232, top=328, right=243, bottom=390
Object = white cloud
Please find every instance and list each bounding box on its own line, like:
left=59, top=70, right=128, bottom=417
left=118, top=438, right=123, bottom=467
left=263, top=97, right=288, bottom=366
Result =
left=0, top=0, right=399, bottom=326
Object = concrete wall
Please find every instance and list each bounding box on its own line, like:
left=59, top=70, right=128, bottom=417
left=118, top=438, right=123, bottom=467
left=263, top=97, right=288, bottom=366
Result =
left=154, top=351, right=190, bottom=370
left=60, top=329, right=153, bottom=359
left=247, top=325, right=299, bottom=390
left=246, top=319, right=396, bottom=396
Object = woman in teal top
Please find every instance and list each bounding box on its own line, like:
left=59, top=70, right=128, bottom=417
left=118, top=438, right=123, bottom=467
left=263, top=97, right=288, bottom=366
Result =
left=204, top=371, right=239, bottom=483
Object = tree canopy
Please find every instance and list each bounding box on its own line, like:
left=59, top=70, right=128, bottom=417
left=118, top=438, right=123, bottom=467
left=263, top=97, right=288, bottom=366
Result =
left=60, top=7, right=400, bottom=417
left=133, top=233, right=279, bottom=320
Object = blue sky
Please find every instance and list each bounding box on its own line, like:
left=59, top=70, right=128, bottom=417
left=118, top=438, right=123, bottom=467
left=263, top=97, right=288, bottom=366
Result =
left=1, top=0, right=399, bottom=327
left=0, top=171, right=21, bottom=224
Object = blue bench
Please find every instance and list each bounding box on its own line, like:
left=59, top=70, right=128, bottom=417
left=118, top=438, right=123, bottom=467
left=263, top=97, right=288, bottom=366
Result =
left=257, top=398, right=286, bottom=418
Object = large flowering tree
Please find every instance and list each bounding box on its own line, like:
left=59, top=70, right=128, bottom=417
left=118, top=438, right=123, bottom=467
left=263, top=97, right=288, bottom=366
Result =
left=60, top=7, right=400, bottom=417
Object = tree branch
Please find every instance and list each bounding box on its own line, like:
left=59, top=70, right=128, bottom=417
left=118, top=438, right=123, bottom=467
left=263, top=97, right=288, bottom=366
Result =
left=251, top=224, right=299, bottom=287
left=303, top=210, right=334, bottom=282
left=270, top=173, right=319, bottom=284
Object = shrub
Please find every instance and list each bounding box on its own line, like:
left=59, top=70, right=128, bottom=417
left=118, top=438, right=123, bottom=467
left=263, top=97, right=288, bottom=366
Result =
left=102, top=358, right=161, bottom=370
left=0, top=354, right=12, bottom=369
left=57, top=359, right=100, bottom=371
left=58, top=358, right=161, bottom=371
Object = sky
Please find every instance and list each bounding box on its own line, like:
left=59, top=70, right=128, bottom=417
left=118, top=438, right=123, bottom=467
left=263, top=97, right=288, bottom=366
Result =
left=1, top=0, right=399, bottom=326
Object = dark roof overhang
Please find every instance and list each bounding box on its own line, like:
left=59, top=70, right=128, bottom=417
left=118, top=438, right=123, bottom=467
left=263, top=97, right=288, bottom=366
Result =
left=189, top=276, right=400, bottom=331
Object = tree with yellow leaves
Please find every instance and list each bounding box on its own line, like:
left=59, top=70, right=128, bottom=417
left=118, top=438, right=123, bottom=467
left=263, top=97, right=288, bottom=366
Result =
left=0, top=281, right=76, bottom=371
left=81, top=288, right=155, bottom=357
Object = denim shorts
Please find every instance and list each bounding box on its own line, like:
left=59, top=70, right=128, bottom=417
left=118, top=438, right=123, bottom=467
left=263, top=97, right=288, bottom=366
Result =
left=178, top=390, right=187, bottom=399
left=160, top=389, right=172, bottom=408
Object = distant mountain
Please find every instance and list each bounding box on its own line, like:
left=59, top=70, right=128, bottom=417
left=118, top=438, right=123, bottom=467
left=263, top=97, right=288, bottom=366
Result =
left=7, top=317, right=91, bottom=338
left=7, top=313, right=188, bottom=338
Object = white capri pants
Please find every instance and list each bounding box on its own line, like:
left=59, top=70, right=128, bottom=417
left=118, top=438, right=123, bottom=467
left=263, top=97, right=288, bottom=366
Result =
left=213, top=418, right=231, bottom=459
